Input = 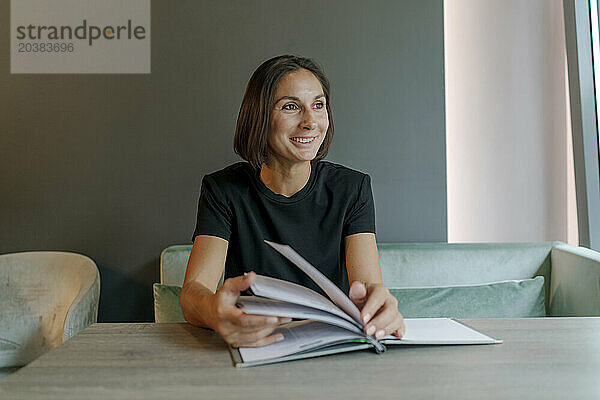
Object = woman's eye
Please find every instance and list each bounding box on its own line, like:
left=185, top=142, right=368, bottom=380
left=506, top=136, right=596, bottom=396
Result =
left=313, top=102, right=325, bottom=109
left=282, top=103, right=298, bottom=110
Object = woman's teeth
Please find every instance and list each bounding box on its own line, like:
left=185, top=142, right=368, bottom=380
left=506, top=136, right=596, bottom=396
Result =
left=290, top=137, right=315, bottom=143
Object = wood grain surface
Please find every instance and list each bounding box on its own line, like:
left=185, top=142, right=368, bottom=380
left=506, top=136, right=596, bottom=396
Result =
left=1, top=318, right=599, bottom=400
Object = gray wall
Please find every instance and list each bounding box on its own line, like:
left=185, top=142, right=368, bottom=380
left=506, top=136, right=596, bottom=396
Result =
left=0, top=0, right=446, bottom=322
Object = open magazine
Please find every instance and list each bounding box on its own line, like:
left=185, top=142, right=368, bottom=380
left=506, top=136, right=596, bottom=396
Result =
left=229, top=240, right=502, bottom=367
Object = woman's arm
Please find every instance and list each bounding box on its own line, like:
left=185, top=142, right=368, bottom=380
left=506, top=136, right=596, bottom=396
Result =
left=180, top=235, right=228, bottom=327
left=345, top=232, right=405, bottom=339
left=180, top=235, right=290, bottom=347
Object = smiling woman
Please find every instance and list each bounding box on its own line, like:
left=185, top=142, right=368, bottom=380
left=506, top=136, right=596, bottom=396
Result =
left=267, top=70, right=328, bottom=164
left=233, top=56, right=334, bottom=172
left=260, top=69, right=330, bottom=196
left=180, top=55, right=405, bottom=349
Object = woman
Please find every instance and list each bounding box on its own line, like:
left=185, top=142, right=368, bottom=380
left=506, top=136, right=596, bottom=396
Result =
left=180, top=55, right=404, bottom=348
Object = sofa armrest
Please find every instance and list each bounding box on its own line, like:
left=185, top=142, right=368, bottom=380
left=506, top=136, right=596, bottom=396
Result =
left=549, top=242, right=600, bottom=316
left=64, top=270, right=100, bottom=340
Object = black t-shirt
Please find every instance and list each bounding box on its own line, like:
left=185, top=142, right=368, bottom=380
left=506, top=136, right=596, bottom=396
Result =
left=192, top=160, right=376, bottom=295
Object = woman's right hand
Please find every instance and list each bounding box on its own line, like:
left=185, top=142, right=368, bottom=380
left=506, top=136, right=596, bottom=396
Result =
left=208, top=271, right=291, bottom=348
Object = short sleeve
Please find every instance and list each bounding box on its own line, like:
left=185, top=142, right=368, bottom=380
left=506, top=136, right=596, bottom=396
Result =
left=343, top=174, right=376, bottom=236
left=191, top=175, right=233, bottom=242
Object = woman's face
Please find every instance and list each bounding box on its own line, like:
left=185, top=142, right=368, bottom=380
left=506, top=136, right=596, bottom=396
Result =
left=266, top=68, right=329, bottom=167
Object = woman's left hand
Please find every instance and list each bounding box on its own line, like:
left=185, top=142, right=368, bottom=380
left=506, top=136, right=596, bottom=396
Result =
left=349, top=281, right=405, bottom=339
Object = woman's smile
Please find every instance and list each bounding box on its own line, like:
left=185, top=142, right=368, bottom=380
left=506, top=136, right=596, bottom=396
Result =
left=289, top=135, right=318, bottom=145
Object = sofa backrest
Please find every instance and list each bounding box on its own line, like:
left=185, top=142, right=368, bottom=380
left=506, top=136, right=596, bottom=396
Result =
left=161, top=242, right=555, bottom=316
left=161, top=242, right=553, bottom=287
left=379, top=242, right=553, bottom=287
left=160, top=245, right=192, bottom=286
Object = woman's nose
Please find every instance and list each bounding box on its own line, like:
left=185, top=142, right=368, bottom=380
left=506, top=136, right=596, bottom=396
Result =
left=300, top=110, right=318, bottom=130
left=302, top=121, right=317, bottom=130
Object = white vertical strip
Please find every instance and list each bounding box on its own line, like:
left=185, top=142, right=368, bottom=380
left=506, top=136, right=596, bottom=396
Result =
left=445, top=0, right=570, bottom=243
left=566, top=48, right=580, bottom=246
left=589, top=0, right=600, bottom=131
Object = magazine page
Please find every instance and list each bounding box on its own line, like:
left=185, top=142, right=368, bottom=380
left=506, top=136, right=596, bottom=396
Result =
left=264, top=240, right=362, bottom=324
left=237, top=320, right=367, bottom=364
left=250, top=275, right=360, bottom=327
left=232, top=341, right=373, bottom=368
left=237, top=296, right=362, bottom=333
left=380, top=318, right=503, bottom=345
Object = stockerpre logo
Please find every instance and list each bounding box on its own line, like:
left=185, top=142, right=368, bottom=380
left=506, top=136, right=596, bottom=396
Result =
left=11, top=0, right=150, bottom=74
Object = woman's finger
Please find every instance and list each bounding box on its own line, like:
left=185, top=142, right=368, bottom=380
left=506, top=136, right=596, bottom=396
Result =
left=364, top=297, right=399, bottom=338
left=348, top=281, right=368, bottom=308
left=234, top=313, right=292, bottom=330
left=217, top=306, right=291, bottom=338
left=359, top=285, right=387, bottom=325
left=231, top=325, right=284, bottom=347
left=213, top=273, right=256, bottom=315
left=235, top=332, right=285, bottom=348
left=221, top=272, right=255, bottom=296
left=394, top=318, right=406, bottom=338
left=379, top=312, right=404, bottom=339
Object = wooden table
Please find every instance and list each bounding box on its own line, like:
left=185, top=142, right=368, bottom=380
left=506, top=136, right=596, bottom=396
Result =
left=1, top=318, right=599, bottom=399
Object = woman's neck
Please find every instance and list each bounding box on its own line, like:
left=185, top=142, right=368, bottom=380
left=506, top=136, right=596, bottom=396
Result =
left=260, top=159, right=312, bottom=198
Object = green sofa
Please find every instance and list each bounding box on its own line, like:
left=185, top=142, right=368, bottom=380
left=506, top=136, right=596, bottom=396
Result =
left=0, top=251, right=100, bottom=382
left=153, top=241, right=600, bottom=322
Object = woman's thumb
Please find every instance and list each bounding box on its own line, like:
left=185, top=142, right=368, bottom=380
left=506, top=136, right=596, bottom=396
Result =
left=349, top=281, right=367, bottom=303
left=223, top=271, right=256, bottom=294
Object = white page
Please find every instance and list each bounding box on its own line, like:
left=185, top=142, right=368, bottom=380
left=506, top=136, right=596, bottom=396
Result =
left=381, top=318, right=502, bottom=345
left=238, top=320, right=366, bottom=363
left=264, top=240, right=362, bottom=324
left=250, top=275, right=360, bottom=327
left=237, top=296, right=362, bottom=333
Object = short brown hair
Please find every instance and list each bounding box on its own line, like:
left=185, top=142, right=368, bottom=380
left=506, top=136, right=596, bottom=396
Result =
left=234, top=55, right=334, bottom=170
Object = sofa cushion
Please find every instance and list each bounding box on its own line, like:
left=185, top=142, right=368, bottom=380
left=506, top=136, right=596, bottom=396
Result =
left=153, top=284, right=185, bottom=323
left=155, top=277, right=546, bottom=322
left=389, top=276, right=546, bottom=318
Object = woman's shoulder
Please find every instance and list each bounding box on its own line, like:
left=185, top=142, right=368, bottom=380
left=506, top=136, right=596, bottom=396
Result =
left=202, top=162, right=256, bottom=191
left=205, top=161, right=251, bottom=175
left=316, top=161, right=370, bottom=183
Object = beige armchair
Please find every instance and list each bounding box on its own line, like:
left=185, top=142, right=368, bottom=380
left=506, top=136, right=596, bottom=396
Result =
left=0, top=251, right=100, bottom=380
